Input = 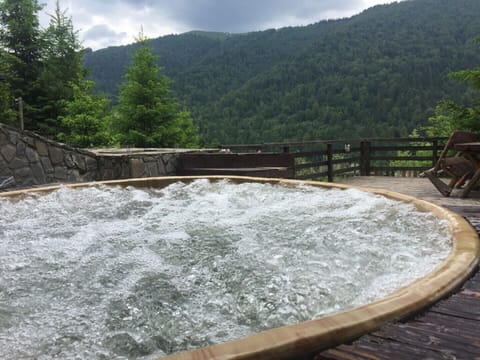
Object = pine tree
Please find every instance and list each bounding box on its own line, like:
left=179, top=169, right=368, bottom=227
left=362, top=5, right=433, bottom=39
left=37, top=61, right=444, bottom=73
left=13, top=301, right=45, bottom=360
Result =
left=114, top=33, right=199, bottom=148
left=0, top=0, right=43, bottom=130
left=58, top=80, right=111, bottom=147
left=35, top=0, right=85, bottom=137
left=0, top=49, right=16, bottom=125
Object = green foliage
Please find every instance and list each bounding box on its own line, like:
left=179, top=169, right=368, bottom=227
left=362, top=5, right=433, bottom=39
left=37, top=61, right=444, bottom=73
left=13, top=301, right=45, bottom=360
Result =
left=0, top=0, right=115, bottom=147
left=0, top=50, right=16, bottom=125
left=114, top=37, right=199, bottom=148
left=0, top=78, right=15, bottom=124
left=423, top=101, right=467, bottom=137
left=58, top=81, right=112, bottom=147
left=35, top=0, right=85, bottom=137
left=424, top=39, right=480, bottom=137
left=1, top=1, right=198, bottom=148
left=2, top=0, right=480, bottom=149
left=394, top=37, right=480, bottom=169
left=85, top=0, right=480, bottom=145
left=0, top=0, right=43, bottom=129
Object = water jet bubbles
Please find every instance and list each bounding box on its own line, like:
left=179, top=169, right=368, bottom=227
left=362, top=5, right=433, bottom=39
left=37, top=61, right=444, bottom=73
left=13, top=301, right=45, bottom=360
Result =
left=0, top=180, right=451, bottom=358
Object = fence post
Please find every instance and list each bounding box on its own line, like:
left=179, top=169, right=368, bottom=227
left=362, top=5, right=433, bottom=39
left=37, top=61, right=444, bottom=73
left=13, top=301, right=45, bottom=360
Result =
left=432, top=139, right=439, bottom=167
left=17, top=97, right=24, bottom=131
left=327, top=143, right=333, bottom=182
left=360, top=141, right=371, bottom=176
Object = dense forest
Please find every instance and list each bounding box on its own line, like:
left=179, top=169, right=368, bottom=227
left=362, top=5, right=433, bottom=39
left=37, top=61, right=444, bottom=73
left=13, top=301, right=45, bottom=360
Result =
left=84, top=0, right=480, bottom=145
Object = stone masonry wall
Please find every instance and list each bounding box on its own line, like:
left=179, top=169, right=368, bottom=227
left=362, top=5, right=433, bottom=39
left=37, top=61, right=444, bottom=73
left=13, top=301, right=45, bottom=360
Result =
left=97, top=153, right=178, bottom=181
left=0, top=123, right=98, bottom=189
left=0, top=123, right=181, bottom=190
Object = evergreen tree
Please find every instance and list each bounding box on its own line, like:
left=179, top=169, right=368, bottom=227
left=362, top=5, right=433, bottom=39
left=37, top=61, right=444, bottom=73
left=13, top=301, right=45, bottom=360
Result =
left=58, top=80, right=111, bottom=147
left=0, top=49, right=16, bottom=125
left=114, top=33, right=199, bottom=148
left=36, top=0, right=85, bottom=137
left=0, top=0, right=43, bottom=130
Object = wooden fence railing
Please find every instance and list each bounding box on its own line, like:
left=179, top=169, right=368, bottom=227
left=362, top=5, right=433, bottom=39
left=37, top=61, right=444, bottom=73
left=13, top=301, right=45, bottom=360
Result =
left=220, top=137, right=448, bottom=182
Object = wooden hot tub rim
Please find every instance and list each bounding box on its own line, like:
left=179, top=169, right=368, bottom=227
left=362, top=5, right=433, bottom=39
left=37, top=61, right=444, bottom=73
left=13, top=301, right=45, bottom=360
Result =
left=1, top=175, right=478, bottom=360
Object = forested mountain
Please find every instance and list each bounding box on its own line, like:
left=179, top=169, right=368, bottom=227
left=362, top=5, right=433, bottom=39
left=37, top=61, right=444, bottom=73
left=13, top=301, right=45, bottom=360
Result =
left=84, top=0, right=480, bottom=145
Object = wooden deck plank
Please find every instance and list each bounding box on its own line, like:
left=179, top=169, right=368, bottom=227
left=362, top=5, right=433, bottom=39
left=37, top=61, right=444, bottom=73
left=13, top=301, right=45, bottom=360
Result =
left=430, top=296, right=480, bottom=319
left=315, top=338, right=443, bottom=360
left=369, top=322, right=480, bottom=356
left=314, top=177, right=480, bottom=359
left=338, top=176, right=480, bottom=207
left=407, top=313, right=480, bottom=342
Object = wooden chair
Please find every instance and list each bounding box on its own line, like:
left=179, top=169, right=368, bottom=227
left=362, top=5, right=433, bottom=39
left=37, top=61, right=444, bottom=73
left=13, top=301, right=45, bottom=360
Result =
left=422, top=131, right=477, bottom=196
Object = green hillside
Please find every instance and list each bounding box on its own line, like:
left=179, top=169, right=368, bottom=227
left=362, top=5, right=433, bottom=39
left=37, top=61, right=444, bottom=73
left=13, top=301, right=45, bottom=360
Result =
left=84, top=0, right=480, bottom=145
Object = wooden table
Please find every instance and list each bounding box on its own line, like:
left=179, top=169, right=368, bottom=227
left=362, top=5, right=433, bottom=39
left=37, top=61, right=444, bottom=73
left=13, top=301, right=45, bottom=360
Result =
left=454, top=142, right=480, bottom=198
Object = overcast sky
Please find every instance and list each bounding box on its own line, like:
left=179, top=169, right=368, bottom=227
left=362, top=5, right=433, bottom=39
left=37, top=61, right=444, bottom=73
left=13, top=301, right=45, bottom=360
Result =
left=39, top=0, right=399, bottom=50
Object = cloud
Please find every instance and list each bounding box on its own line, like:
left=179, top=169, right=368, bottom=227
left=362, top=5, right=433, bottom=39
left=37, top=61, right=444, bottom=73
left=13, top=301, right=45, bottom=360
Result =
left=82, top=24, right=128, bottom=49
left=153, top=0, right=365, bottom=32
left=39, top=0, right=396, bottom=50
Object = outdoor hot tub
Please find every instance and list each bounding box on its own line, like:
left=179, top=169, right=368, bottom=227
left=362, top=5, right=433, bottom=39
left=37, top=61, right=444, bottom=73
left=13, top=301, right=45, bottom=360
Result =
left=0, top=176, right=478, bottom=360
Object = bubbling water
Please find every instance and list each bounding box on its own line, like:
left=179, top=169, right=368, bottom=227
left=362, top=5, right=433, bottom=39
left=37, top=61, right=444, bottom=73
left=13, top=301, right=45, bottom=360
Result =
left=0, top=179, right=451, bottom=359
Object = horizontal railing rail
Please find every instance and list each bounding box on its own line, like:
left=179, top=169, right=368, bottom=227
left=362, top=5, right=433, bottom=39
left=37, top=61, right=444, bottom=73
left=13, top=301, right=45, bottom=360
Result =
left=220, top=137, right=448, bottom=181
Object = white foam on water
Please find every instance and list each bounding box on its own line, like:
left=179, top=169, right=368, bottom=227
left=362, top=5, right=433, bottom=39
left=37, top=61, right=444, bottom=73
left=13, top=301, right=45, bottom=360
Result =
left=0, top=179, right=451, bottom=358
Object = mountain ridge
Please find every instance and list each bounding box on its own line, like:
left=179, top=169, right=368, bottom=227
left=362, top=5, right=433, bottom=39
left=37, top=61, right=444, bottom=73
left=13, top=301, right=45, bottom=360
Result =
left=84, top=0, right=480, bottom=145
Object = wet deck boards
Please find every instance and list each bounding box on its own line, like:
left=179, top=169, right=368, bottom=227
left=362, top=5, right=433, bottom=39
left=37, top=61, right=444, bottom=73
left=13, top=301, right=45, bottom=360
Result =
left=314, top=180, right=480, bottom=359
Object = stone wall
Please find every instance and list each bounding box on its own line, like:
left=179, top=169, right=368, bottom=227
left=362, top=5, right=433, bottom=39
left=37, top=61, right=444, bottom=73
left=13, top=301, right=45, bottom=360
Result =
left=95, top=151, right=178, bottom=180
left=0, top=123, right=98, bottom=189
left=0, top=123, right=182, bottom=190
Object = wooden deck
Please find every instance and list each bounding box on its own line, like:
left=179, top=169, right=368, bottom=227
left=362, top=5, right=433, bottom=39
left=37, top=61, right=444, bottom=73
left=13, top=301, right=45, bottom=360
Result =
left=337, top=176, right=480, bottom=207
left=313, top=177, right=480, bottom=359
